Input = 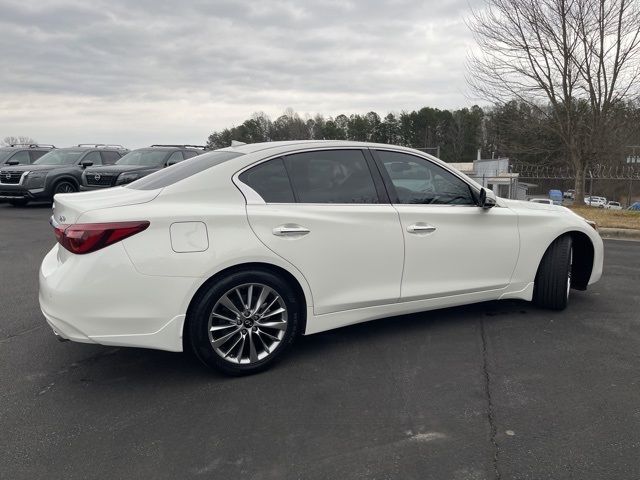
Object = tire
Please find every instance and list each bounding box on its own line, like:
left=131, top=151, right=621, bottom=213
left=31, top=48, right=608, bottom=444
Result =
left=533, top=235, right=573, bottom=310
left=8, top=199, right=28, bottom=207
left=53, top=180, right=77, bottom=195
left=187, top=270, right=302, bottom=375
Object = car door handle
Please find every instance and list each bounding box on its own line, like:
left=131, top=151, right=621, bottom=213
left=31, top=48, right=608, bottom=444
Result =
left=272, top=224, right=310, bottom=236
left=407, top=223, right=437, bottom=234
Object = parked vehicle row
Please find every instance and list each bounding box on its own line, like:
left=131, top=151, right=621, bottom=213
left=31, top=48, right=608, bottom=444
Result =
left=584, top=196, right=607, bottom=208
left=81, top=145, right=204, bottom=190
left=0, top=144, right=205, bottom=205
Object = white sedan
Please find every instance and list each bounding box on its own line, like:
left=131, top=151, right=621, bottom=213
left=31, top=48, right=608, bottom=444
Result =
left=605, top=201, right=622, bottom=210
left=40, top=141, right=604, bottom=375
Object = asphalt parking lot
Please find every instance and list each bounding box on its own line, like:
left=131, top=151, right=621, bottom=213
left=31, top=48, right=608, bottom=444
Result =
left=1, top=203, right=639, bottom=480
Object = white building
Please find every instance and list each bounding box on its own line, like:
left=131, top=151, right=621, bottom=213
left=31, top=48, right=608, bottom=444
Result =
left=448, top=154, right=528, bottom=200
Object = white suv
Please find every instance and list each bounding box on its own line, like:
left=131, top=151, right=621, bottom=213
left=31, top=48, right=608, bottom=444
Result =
left=40, top=141, right=603, bottom=375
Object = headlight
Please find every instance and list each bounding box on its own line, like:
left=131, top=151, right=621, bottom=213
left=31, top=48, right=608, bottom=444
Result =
left=115, top=172, right=140, bottom=185
left=25, top=171, right=47, bottom=187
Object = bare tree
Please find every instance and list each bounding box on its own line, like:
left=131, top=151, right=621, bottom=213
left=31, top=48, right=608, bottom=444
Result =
left=2, top=135, right=37, bottom=146
left=468, top=0, right=640, bottom=202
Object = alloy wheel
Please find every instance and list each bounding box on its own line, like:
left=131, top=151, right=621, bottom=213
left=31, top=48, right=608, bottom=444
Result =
left=56, top=183, right=75, bottom=194
left=208, top=283, right=288, bottom=364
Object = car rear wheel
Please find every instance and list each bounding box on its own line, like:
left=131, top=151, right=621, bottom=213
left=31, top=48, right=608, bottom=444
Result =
left=187, top=270, right=302, bottom=375
left=54, top=181, right=77, bottom=195
left=533, top=235, right=573, bottom=310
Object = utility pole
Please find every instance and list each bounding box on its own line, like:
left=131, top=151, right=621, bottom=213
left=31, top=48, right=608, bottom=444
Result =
left=626, top=146, right=640, bottom=207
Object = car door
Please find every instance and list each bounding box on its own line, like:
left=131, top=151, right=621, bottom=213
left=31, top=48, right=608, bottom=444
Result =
left=241, top=148, right=404, bottom=315
left=372, top=149, right=519, bottom=301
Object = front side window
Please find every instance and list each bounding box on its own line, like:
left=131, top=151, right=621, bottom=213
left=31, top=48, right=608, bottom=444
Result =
left=83, top=151, right=102, bottom=165
left=116, top=150, right=168, bottom=167
left=166, top=151, right=184, bottom=165
left=101, top=150, right=121, bottom=164
left=34, top=150, right=85, bottom=165
left=183, top=150, right=199, bottom=159
left=284, top=150, right=378, bottom=204
left=9, top=150, right=30, bottom=164
left=30, top=150, right=48, bottom=162
left=377, top=150, right=475, bottom=205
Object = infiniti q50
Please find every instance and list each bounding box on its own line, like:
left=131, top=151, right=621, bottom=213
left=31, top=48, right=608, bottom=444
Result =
left=40, top=141, right=603, bottom=375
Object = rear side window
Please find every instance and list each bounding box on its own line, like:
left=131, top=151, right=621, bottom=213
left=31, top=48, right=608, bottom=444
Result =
left=127, top=151, right=243, bottom=190
left=238, top=158, right=295, bottom=203
left=283, top=150, right=378, bottom=204
left=101, top=150, right=121, bottom=164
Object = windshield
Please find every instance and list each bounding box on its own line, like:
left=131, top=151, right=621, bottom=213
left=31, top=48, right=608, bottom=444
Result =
left=116, top=150, right=168, bottom=167
left=34, top=150, right=84, bottom=166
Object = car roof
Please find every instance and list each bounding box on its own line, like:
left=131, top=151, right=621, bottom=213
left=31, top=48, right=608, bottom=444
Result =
left=148, top=144, right=205, bottom=150
left=56, top=146, right=126, bottom=152
left=217, top=139, right=442, bottom=156
left=0, top=144, right=55, bottom=150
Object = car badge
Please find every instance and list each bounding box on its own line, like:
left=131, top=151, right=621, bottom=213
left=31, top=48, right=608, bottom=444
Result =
left=4, top=173, right=10, bottom=179
left=59, top=215, right=66, bottom=222
left=94, top=174, right=101, bottom=181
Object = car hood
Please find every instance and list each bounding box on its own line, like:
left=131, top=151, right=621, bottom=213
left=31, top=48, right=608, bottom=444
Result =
left=85, top=165, right=159, bottom=175
left=52, top=187, right=161, bottom=224
left=502, top=198, right=594, bottom=225
left=0, top=164, right=62, bottom=173
left=501, top=198, right=565, bottom=212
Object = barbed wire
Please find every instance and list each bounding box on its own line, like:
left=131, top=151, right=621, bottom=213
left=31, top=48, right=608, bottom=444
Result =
left=511, top=164, right=640, bottom=179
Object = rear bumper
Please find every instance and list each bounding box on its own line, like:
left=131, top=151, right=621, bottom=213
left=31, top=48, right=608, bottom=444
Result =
left=39, top=243, right=198, bottom=352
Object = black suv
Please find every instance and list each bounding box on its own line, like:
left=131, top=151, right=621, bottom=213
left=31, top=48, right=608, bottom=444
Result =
left=81, top=145, right=205, bottom=190
left=0, top=144, right=128, bottom=206
left=0, top=144, right=55, bottom=166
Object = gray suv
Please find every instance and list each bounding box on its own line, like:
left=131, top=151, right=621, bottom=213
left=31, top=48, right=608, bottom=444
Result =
left=0, top=144, right=55, bottom=166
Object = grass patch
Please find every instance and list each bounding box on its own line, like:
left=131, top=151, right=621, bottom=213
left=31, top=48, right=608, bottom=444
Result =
left=570, top=205, right=640, bottom=230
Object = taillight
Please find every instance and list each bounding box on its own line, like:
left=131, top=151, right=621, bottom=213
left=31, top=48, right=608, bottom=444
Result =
left=53, top=221, right=150, bottom=254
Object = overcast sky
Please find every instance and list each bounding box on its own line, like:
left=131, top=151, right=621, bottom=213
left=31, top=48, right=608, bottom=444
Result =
left=0, top=0, right=482, bottom=148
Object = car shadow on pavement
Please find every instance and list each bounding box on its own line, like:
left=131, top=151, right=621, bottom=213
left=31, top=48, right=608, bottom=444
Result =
left=47, top=299, right=539, bottom=386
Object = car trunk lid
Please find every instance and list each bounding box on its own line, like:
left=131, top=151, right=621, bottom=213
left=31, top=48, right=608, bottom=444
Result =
left=52, top=187, right=161, bottom=224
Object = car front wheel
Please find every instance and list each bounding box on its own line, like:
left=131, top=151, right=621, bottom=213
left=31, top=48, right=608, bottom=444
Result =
left=533, top=235, right=573, bottom=310
left=54, top=181, right=77, bottom=195
left=187, top=270, right=302, bottom=375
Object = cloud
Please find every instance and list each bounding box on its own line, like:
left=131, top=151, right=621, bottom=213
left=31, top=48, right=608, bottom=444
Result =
left=0, top=0, right=481, bottom=147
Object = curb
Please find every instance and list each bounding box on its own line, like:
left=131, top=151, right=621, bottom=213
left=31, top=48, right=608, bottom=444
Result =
left=599, top=228, right=640, bottom=241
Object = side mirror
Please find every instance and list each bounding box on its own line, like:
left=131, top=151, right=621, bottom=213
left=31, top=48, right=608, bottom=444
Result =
left=478, top=188, right=497, bottom=209
left=81, top=161, right=93, bottom=168
left=6, top=159, right=20, bottom=166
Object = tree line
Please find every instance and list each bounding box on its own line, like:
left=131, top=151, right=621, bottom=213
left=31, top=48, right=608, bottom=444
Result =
left=205, top=100, right=639, bottom=167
